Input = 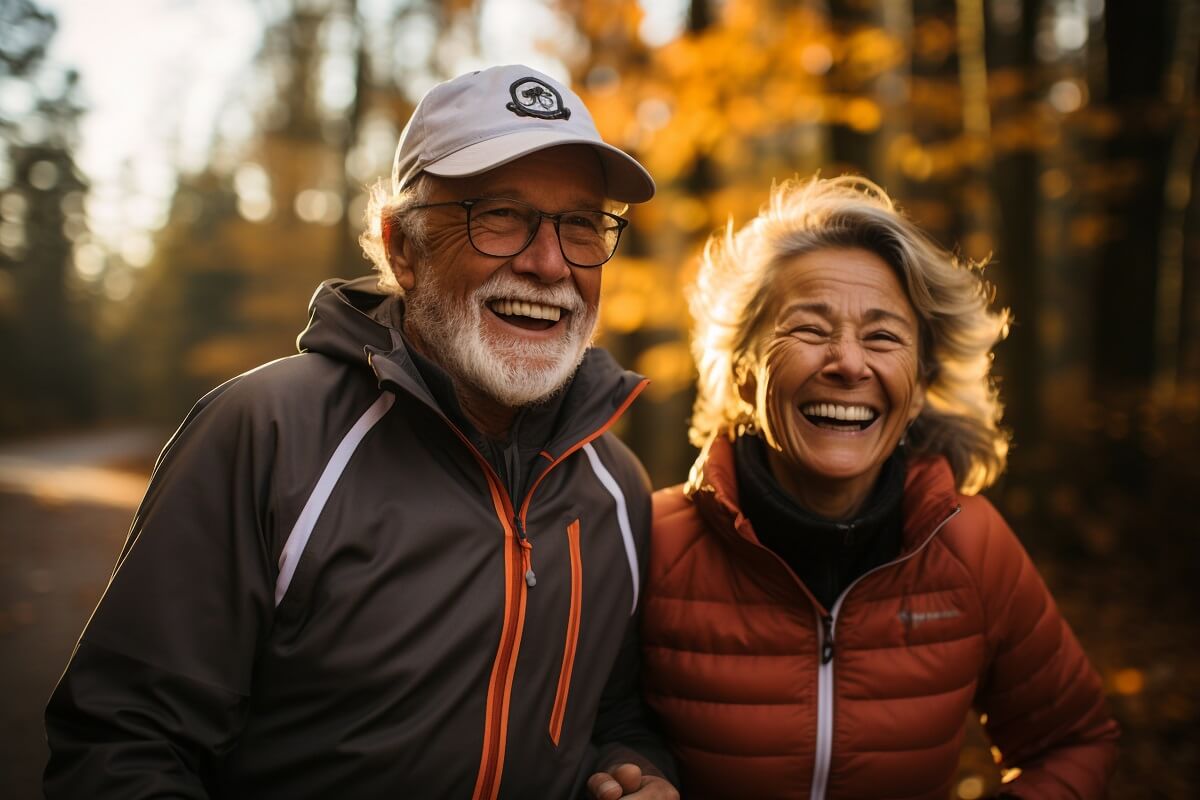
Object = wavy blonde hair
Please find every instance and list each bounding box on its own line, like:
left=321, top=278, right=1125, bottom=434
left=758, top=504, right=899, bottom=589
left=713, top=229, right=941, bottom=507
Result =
left=689, top=175, right=1011, bottom=494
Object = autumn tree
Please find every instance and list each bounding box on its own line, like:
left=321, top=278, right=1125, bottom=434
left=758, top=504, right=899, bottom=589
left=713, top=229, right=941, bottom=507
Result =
left=0, top=0, right=92, bottom=433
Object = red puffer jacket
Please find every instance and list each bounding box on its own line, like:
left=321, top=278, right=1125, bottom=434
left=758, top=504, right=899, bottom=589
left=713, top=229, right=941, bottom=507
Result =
left=642, top=436, right=1118, bottom=799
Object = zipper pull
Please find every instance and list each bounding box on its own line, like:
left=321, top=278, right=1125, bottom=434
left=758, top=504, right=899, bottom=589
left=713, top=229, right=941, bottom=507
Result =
left=821, top=614, right=834, bottom=664
left=516, top=516, right=536, bottom=587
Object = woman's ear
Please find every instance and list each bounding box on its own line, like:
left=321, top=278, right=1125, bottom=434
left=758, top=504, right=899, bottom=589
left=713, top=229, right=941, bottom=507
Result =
left=737, top=372, right=756, bottom=407
left=906, top=383, right=926, bottom=425
left=735, top=353, right=758, bottom=409
left=383, top=216, right=416, bottom=292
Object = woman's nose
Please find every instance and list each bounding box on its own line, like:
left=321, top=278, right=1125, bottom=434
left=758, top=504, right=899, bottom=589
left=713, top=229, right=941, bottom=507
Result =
left=822, top=340, right=869, bottom=382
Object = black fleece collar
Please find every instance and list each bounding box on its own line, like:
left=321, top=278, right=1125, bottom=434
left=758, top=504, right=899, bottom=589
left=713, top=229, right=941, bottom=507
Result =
left=733, top=434, right=906, bottom=612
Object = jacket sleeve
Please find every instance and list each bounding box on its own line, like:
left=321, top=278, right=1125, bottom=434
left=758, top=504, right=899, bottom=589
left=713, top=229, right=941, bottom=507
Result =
left=588, top=437, right=679, bottom=788
left=590, top=615, right=678, bottom=785
left=44, top=380, right=279, bottom=798
left=969, top=498, right=1119, bottom=799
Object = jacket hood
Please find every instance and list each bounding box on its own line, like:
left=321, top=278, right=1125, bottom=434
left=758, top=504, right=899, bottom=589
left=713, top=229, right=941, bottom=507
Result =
left=297, top=277, right=398, bottom=367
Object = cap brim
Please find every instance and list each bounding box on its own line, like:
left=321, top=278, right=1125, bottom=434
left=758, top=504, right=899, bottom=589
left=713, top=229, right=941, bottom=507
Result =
left=422, top=130, right=655, bottom=203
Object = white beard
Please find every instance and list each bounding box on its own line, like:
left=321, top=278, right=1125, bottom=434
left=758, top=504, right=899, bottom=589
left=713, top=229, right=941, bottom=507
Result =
left=404, top=270, right=597, bottom=408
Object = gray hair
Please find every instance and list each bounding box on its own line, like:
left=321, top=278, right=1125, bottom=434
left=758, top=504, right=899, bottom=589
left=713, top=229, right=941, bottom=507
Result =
left=358, top=176, right=431, bottom=294
left=689, top=175, right=1011, bottom=494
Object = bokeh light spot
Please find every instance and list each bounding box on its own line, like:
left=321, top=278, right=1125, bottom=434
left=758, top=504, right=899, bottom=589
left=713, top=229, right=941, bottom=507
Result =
left=800, top=43, right=833, bottom=75
left=956, top=775, right=985, bottom=799
left=1048, top=80, right=1084, bottom=113
left=1113, top=668, right=1145, bottom=696
left=28, top=160, right=60, bottom=191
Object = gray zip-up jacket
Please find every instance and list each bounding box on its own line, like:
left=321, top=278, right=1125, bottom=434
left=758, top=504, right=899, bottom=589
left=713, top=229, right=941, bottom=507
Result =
left=45, top=278, right=670, bottom=799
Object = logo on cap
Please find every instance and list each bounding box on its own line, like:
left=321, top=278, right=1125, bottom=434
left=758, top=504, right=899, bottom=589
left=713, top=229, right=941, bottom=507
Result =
left=506, top=77, right=571, bottom=120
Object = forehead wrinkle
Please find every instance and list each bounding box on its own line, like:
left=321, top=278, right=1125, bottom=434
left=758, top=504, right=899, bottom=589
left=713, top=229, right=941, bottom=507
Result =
left=780, top=301, right=832, bottom=317
left=779, top=300, right=912, bottom=323
left=863, top=307, right=917, bottom=329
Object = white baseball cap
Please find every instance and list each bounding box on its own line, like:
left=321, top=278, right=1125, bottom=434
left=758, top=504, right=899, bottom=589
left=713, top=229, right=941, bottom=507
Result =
left=391, top=64, right=655, bottom=203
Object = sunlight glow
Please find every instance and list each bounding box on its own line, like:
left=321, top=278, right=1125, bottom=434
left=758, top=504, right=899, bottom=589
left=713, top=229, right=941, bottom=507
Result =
left=0, top=77, right=36, bottom=117
left=637, top=0, right=689, bottom=46
left=73, top=242, right=106, bottom=280
left=40, top=0, right=261, bottom=249
left=0, top=457, right=147, bottom=510
left=120, top=233, right=154, bottom=268
left=294, top=189, right=343, bottom=226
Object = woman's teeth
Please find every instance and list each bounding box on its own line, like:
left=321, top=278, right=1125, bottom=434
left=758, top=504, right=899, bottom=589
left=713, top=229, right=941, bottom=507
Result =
left=801, top=403, right=876, bottom=421
left=801, top=402, right=878, bottom=430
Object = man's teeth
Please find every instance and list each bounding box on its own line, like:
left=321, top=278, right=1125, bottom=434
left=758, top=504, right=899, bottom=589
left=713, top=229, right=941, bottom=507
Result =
left=800, top=403, right=877, bottom=422
left=489, top=299, right=562, bottom=322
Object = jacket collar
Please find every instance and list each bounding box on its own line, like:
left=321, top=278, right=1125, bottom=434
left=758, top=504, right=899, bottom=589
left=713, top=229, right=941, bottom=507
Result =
left=297, top=277, right=647, bottom=453
left=687, top=434, right=960, bottom=556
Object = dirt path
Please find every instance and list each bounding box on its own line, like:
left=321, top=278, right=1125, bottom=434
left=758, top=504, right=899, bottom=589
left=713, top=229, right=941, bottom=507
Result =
left=0, top=492, right=135, bottom=797
left=0, top=429, right=155, bottom=797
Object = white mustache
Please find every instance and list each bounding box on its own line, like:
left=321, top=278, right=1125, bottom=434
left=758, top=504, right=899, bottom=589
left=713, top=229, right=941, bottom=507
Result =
left=473, top=272, right=586, bottom=315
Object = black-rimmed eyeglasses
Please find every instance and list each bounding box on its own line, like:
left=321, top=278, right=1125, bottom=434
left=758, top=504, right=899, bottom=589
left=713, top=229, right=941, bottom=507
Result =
left=404, top=197, right=629, bottom=268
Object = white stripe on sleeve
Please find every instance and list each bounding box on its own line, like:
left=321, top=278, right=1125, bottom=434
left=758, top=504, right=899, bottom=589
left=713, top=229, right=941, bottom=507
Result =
left=275, top=392, right=395, bottom=606
left=582, top=442, right=639, bottom=615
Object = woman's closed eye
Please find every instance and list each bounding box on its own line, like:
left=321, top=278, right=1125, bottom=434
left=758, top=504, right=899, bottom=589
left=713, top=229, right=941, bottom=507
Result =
left=864, top=331, right=907, bottom=347
left=790, top=325, right=828, bottom=339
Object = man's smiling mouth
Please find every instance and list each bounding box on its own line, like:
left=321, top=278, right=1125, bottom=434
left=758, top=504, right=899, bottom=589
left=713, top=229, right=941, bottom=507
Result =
left=487, top=298, right=565, bottom=331
left=800, top=402, right=879, bottom=432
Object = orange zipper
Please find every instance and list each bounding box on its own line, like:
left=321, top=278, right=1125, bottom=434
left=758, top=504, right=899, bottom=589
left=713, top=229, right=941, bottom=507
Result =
left=516, top=378, right=649, bottom=528
left=549, top=519, right=583, bottom=746
left=470, top=505, right=528, bottom=800
left=442, top=423, right=526, bottom=800
left=453, top=377, right=648, bottom=799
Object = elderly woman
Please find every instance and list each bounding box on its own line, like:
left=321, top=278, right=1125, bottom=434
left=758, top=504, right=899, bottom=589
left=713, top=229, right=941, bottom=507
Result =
left=641, top=176, right=1118, bottom=799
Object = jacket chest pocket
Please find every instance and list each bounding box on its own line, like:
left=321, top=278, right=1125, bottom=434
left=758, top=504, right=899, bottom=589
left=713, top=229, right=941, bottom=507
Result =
left=549, top=518, right=583, bottom=746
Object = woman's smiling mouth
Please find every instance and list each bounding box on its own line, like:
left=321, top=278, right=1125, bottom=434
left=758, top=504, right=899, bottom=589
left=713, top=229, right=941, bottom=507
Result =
left=800, top=402, right=880, bottom=432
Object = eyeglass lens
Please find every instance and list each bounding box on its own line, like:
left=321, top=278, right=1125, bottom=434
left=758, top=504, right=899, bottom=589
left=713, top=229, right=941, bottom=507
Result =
left=468, top=198, right=621, bottom=267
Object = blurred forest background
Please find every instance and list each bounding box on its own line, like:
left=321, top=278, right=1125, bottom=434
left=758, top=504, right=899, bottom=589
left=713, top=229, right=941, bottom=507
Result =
left=2, top=0, right=1198, bottom=797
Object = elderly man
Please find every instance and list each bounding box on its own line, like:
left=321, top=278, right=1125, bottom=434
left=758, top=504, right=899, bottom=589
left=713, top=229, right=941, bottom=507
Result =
left=45, top=65, right=677, bottom=800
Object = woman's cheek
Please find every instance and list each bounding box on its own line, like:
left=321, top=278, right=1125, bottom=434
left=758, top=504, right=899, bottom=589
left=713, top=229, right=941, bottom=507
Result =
left=759, top=340, right=806, bottom=452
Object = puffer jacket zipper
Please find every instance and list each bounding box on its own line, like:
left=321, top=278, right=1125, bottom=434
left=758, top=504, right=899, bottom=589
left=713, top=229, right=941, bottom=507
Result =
left=807, top=505, right=962, bottom=800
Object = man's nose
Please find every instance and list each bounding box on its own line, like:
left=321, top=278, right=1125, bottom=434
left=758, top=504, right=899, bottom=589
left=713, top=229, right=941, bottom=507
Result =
left=510, top=217, right=571, bottom=282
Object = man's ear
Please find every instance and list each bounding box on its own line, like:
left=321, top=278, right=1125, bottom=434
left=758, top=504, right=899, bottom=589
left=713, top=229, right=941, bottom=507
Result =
left=383, top=217, right=417, bottom=292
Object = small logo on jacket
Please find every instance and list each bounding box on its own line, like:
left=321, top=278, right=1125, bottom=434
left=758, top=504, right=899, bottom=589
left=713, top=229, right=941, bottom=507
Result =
left=898, top=608, right=961, bottom=628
